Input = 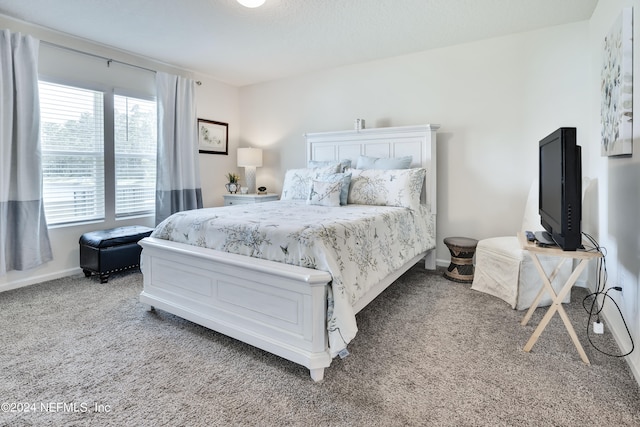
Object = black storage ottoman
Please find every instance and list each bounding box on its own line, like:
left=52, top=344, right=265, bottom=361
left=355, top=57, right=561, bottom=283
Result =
left=80, top=226, right=154, bottom=283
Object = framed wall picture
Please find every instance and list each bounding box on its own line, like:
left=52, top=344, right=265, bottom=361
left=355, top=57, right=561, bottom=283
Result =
left=198, top=119, right=228, bottom=155
left=601, top=7, right=633, bottom=157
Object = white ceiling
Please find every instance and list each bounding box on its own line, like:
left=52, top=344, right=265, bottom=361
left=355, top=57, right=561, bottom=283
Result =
left=0, top=0, right=598, bottom=87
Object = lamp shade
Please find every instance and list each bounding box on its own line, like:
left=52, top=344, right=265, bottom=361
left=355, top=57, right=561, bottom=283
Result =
left=237, top=148, right=263, bottom=167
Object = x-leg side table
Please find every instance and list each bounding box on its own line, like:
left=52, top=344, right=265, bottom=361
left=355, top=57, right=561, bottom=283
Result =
left=517, top=232, right=602, bottom=365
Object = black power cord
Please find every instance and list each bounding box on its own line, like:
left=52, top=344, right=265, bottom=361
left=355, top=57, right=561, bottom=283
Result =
left=581, top=232, right=634, bottom=358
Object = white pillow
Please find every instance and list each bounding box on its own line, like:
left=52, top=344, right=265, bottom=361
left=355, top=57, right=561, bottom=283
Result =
left=281, top=166, right=338, bottom=200
left=348, top=168, right=425, bottom=210
left=315, top=172, right=351, bottom=205
left=307, top=179, right=342, bottom=207
left=356, top=155, right=412, bottom=170
left=307, top=159, right=352, bottom=172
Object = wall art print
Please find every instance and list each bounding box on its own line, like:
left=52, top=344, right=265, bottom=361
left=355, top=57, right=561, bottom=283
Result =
left=601, top=7, right=633, bottom=157
left=198, top=119, right=228, bottom=155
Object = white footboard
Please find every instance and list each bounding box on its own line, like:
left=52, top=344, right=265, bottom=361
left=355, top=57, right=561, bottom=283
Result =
left=139, top=237, right=333, bottom=381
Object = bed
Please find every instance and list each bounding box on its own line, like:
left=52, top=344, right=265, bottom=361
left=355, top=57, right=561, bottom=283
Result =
left=139, top=124, right=439, bottom=381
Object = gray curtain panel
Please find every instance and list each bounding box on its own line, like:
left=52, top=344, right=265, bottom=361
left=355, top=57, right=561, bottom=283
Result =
left=155, top=72, right=202, bottom=225
left=0, top=30, right=52, bottom=274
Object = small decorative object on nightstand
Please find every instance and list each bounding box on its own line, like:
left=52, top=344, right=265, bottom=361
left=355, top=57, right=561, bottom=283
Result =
left=225, top=172, right=240, bottom=193
left=223, top=193, right=279, bottom=206
left=257, top=186, right=267, bottom=195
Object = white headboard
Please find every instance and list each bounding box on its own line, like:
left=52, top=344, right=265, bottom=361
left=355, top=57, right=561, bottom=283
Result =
left=304, top=124, right=439, bottom=214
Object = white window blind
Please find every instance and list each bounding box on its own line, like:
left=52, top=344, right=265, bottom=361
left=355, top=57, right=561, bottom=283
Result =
left=40, top=82, right=105, bottom=225
left=114, top=95, right=157, bottom=217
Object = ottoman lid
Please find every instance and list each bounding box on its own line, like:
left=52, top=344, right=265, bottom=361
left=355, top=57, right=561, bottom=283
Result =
left=79, top=226, right=154, bottom=248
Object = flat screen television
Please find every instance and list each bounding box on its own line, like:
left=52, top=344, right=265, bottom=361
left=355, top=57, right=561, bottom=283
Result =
left=537, top=127, right=582, bottom=251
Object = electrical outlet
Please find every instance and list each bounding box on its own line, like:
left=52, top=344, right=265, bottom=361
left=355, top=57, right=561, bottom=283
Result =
left=619, top=269, right=626, bottom=297
left=593, top=321, right=604, bottom=334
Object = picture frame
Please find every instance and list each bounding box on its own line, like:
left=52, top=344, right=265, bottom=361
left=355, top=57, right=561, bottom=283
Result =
left=601, top=8, right=633, bottom=157
left=198, top=119, right=228, bottom=155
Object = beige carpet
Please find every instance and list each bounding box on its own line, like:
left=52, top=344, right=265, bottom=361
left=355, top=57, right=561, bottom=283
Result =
left=1, top=264, right=639, bottom=426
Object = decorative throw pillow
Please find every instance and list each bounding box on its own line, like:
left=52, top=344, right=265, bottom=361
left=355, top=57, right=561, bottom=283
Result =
left=315, top=172, right=352, bottom=205
left=281, top=166, right=338, bottom=200
left=307, top=159, right=352, bottom=172
left=307, top=179, right=342, bottom=207
left=356, top=155, right=412, bottom=170
left=347, top=168, right=425, bottom=210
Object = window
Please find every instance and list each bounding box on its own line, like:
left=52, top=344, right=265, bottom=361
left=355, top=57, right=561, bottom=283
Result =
left=40, top=81, right=157, bottom=226
left=40, top=82, right=105, bottom=225
left=114, top=95, right=157, bottom=217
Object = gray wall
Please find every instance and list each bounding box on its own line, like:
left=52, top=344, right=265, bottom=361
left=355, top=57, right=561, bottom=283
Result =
left=587, top=0, right=640, bottom=384
left=238, top=22, right=591, bottom=263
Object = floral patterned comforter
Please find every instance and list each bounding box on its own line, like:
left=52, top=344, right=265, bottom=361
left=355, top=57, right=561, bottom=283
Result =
left=152, top=200, right=435, bottom=356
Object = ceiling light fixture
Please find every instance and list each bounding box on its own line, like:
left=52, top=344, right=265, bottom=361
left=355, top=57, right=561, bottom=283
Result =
left=237, top=0, right=266, bottom=8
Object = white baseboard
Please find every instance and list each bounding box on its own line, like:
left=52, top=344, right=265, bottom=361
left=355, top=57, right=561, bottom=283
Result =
left=575, top=278, right=588, bottom=288
left=436, top=258, right=449, bottom=268
left=602, top=304, right=640, bottom=387
left=0, top=267, right=82, bottom=293
left=584, top=278, right=640, bottom=387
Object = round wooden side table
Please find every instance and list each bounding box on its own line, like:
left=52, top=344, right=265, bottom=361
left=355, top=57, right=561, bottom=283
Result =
left=443, top=237, right=478, bottom=283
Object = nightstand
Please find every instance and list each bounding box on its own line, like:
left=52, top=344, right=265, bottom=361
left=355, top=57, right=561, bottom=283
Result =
left=223, top=193, right=279, bottom=206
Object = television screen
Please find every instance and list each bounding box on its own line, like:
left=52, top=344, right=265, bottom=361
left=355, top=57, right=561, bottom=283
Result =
left=538, top=128, right=582, bottom=251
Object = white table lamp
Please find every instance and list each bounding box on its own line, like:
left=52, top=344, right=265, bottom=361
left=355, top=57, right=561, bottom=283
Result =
left=237, top=147, right=263, bottom=194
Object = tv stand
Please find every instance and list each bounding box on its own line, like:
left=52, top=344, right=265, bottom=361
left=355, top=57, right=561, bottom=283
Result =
left=517, top=232, right=602, bottom=364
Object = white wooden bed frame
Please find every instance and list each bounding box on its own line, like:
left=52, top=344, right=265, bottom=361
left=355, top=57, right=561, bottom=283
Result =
left=139, top=124, right=439, bottom=381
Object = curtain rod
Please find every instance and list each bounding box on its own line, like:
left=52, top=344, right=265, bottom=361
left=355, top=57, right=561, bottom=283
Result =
left=40, top=40, right=202, bottom=85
